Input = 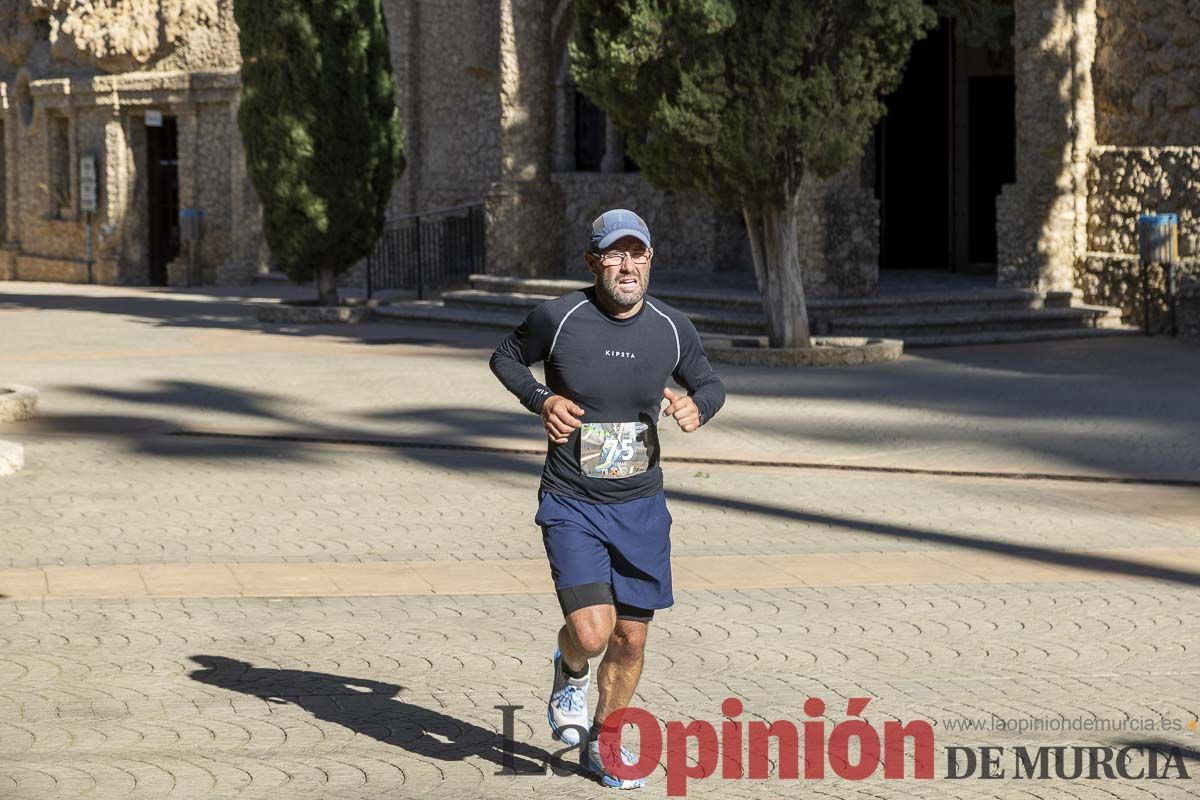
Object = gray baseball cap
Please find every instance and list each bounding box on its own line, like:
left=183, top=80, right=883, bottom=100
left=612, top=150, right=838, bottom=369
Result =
left=589, top=208, right=651, bottom=251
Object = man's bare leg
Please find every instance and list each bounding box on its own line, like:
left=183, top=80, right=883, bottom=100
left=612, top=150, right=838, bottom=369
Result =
left=560, top=610, right=649, bottom=724
left=559, top=609, right=651, bottom=788
left=592, top=619, right=648, bottom=730
left=560, top=609, right=650, bottom=732
left=559, top=604, right=617, bottom=673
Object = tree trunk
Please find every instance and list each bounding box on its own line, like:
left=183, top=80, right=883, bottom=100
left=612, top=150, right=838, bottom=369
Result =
left=316, top=265, right=339, bottom=307
left=743, top=189, right=811, bottom=348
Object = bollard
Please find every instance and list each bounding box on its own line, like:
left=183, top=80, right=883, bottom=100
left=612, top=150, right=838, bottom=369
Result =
left=1137, top=213, right=1178, bottom=335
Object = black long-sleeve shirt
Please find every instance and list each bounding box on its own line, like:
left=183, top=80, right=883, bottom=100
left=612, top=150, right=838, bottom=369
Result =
left=490, top=287, right=725, bottom=503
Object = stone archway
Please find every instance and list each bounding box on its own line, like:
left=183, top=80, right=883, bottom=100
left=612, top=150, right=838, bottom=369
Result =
left=548, top=0, right=626, bottom=175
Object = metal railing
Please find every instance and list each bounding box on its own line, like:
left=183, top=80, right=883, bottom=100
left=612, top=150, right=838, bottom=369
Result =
left=366, top=203, right=485, bottom=299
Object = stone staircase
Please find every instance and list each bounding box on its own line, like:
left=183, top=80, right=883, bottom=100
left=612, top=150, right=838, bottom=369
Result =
left=373, top=274, right=1138, bottom=347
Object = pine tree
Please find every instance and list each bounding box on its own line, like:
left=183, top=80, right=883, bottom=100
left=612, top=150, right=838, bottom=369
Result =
left=570, top=0, right=936, bottom=347
left=235, top=0, right=405, bottom=305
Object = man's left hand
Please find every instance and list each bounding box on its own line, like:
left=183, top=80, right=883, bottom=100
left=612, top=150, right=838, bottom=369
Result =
left=662, top=387, right=701, bottom=432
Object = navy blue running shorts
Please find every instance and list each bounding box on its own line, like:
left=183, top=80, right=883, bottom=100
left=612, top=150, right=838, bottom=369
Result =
left=536, top=489, right=674, bottom=620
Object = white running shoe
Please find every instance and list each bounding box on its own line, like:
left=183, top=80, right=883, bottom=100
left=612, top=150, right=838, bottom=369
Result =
left=547, top=649, right=590, bottom=746
left=581, top=736, right=646, bottom=790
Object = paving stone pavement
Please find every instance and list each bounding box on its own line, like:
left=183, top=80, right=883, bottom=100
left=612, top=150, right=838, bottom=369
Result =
left=1, top=283, right=1198, bottom=799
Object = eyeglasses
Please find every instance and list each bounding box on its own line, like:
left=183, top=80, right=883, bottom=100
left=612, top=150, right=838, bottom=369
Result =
left=595, top=248, right=652, bottom=268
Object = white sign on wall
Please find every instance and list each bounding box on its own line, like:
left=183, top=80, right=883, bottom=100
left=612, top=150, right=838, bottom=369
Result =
left=79, top=154, right=98, bottom=213
left=145, top=110, right=163, bottom=127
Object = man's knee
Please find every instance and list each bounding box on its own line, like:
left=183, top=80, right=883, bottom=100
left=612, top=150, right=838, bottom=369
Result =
left=608, top=620, right=648, bottom=657
left=566, top=605, right=616, bottom=655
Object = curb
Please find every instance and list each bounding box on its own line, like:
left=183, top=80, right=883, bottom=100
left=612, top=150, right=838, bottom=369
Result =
left=257, top=304, right=374, bottom=324
left=706, top=336, right=904, bottom=367
left=0, top=384, right=39, bottom=422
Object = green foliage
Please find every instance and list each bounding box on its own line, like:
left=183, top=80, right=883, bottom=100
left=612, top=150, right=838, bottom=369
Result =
left=235, top=0, right=404, bottom=280
left=570, top=0, right=935, bottom=211
left=934, top=0, right=1013, bottom=50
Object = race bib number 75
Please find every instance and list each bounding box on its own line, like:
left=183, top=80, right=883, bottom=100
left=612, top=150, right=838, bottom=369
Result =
left=579, top=421, right=653, bottom=479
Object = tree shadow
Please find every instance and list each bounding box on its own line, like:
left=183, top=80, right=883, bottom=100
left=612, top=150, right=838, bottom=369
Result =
left=718, top=337, right=1200, bottom=481
left=6, top=347, right=1199, bottom=587
left=0, top=287, right=508, bottom=350
left=11, top=369, right=1200, bottom=588
left=14, top=375, right=545, bottom=466
left=187, top=655, right=580, bottom=778
left=6, top=282, right=1199, bottom=482
left=668, top=487, right=1200, bottom=588
left=78, top=380, right=289, bottom=421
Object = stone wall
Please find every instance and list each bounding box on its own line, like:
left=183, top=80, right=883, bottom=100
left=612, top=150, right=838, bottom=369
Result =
left=0, top=0, right=238, bottom=77
left=1077, top=254, right=1198, bottom=333
left=553, top=172, right=732, bottom=276
left=1088, top=147, right=1199, bottom=255
left=1094, top=0, right=1200, bottom=146
left=384, top=0, right=501, bottom=216
left=1083, top=0, right=1200, bottom=336
left=795, top=172, right=879, bottom=298
left=1080, top=146, right=1199, bottom=331
left=550, top=171, right=872, bottom=296
left=0, top=245, right=14, bottom=279
left=1178, top=276, right=1200, bottom=343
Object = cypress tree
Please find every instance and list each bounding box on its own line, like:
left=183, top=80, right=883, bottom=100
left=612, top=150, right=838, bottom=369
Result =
left=235, top=0, right=405, bottom=305
left=570, top=1, right=936, bottom=347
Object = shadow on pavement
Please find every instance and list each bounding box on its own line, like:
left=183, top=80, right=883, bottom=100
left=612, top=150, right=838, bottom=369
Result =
left=12, top=376, right=1200, bottom=587
left=187, top=655, right=577, bottom=778
left=668, top=488, right=1200, bottom=588
left=5, top=283, right=1198, bottom=480
left=0, top=288, right=504, bottom=349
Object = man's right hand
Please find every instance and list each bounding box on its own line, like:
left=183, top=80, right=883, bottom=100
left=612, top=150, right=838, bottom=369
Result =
left=541, top=395, right=585, bottom=444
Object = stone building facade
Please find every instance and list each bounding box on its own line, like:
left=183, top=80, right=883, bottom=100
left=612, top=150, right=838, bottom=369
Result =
left=381, top=0, right=757, bottom=285
left=1, top=0, right=1196, bottom=318
left=0, top=0, right=268, bottom=286
left=998, top=0, right=1199, bottom=328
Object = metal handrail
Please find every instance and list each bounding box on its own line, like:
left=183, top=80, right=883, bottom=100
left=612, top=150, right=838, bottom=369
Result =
left=367, top=202, right=486, bottom=300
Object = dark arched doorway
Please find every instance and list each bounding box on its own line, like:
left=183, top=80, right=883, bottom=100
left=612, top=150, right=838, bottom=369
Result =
left=875, top=14, right=1015, bottom=274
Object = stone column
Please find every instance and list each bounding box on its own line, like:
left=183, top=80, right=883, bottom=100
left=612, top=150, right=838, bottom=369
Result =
left=226, top=95, right=268, bottom=282
left=485, top=0, right=564, bottom=276
left=2, top=112, right=14, bottom=244
left=174, top=106, right=201, bottom=283
left=175, top=106, right=198, bottom=211
left=600, top=116, right=625, bottom=174
left=551, top=74, right=576, bottom=172
left=996, top=0, right=1097, bottom=291
left=98, top=105, right=127, bottom=283
left=0, top=111, right=16, bottom=280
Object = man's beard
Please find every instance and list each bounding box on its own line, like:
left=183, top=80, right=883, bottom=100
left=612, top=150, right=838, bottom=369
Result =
left=598, top=270, right=647, bottom=309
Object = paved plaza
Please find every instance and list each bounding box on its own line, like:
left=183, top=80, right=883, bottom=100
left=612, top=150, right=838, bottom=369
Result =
left=1, top=282, right=1198, bottom=799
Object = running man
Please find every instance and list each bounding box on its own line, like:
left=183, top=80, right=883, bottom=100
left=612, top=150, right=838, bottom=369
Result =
left=490, top=209, right=725, bottom=788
